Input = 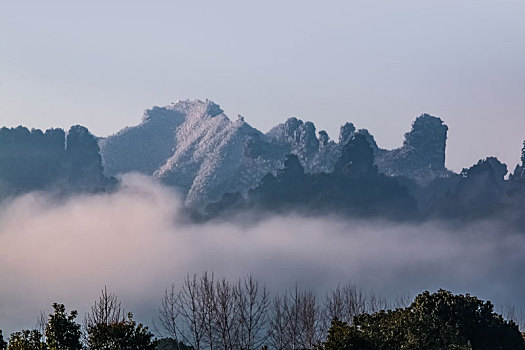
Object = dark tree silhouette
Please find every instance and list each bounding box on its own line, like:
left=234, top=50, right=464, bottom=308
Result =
left=7, top=330, right=46, bottom=350
left=87, top=313, right=156, bottom=350
left=45, top=303, right=82, bottom=350
left=0, top=330, right=7, bottom=350
left=86, top=288, right=156, bottom=349
left=322, top=289, right=525, bottom=350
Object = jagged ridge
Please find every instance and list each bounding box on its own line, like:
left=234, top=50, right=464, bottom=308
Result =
left=99, top=100, right=453, bottom=209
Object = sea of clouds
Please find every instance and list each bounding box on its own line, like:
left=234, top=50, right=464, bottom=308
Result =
left=1, top=174, right=524, bottom=335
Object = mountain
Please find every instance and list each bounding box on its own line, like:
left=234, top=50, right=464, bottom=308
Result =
left=101, top=100, right=281, bottom=208
left=204, top=134, right=418, bottom=221
left=0, top=125, right=114, bottom=199
left=374, top=114, right=451, bottom=183
left=99, top=100, right=453, bottom=209
left=1, top=99, right=524, bottom=225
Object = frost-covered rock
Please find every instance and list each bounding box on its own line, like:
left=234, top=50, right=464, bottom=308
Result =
left=338, top=122, right=356, bottom=145
left=101, top=100, right=285, bottom=208
left=100, top=101, right=453, bottom=209
left=153, top=100, right=266, bottom=208
left=374, top=114, right=450, bottom=183
left=99, top=104, right=186, bottom=175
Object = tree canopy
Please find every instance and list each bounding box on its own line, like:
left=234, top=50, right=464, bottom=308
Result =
left=45, top=303, right=82, bottom=350
left=6, top=330, right=46, bottom=350
left=322, top=289, right=525, bottom=350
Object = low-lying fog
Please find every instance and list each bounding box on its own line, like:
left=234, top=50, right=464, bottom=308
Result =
left=1, top=174, right=524, bottom=335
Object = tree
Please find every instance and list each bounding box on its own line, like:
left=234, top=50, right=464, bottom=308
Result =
left=7, top=330, right=46, bottom=350
left=322, top=289, right=525, bottom=350
left=268, top=295, right=287, bottom=350
left=0, top=330, right=6, bottom=350
left=45, top=303, right=82, bottom=350
left=86, top=287, right=156, bottom=349
left=87, top=312, right=156, bottom=350
left=269, top=285, right=323, bottom=350
left=175, top=274, right=207, bottom=350
left=213, top=278, right=239, bottom=350
left=158, top=285, right=182, bottom=349
left=236, top=275, right=270, bottom=350
left=85, top=286, right=124, bottom=329
left=322, top=318, right=352, bottom=350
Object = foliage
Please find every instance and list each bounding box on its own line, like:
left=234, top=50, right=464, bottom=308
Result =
left=87, top=312, right=156, bottom=350
left=322, top=318, right=352, bottom=350
left=0, top=330, right=6, bottom=350
left=45, top=303, right=82, bottom=350
left=322, top=289, right=525, bottom=350
left=7, top=330, right=46, bottom=350
left=85, top=287, right=156, bottom=349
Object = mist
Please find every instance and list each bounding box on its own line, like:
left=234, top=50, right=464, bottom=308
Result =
left=1, top=174, right=524, bottom=335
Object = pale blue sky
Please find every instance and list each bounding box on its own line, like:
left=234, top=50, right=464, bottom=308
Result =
left=1, top=0, right=524, bottom=171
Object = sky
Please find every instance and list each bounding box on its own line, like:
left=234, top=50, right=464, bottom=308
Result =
left=1, top=0, right=525, bottom=171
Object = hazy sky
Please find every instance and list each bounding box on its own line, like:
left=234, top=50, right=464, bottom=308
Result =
left=1, top=0, right=524, bottom=171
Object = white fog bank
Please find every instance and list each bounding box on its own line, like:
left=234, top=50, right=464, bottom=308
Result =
left=1, top=174, right=524, bottom=335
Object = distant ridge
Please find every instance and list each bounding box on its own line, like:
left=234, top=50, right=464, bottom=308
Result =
left=100, top=99, right=452, bottom=208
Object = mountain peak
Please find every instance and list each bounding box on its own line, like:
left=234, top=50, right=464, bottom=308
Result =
left=142, top=99, right=223, bottom=123
left=167, top=99, right=223, bottom=118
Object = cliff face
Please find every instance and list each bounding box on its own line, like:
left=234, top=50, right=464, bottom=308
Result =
left=65, top=125, right=109, bottom=191
left=99, top=105, right=187, bottom=176
left=0, top=125, right=112, bottom=198
left=374, top=114, right=450, bottom=183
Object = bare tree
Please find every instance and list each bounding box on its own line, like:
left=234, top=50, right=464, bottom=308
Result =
left=162, top=274, right=413, bottom=350
left=366, top=290, right=389, bottom=314
left=200, top=271, right=216, bottom=350
left=269, top=295, right=287, bottom=350
left=283, top=286, right=301, bottom=350
left=324, top=283, right=367, bottom=326
left=214, top=278, right=239, bottom=350
left=85, top=285, right=124, bottom=329
left=499, top=302, right=525, bottom=330
left=299, top=290, right=322, bottom=349
left=176, top=274, right=208, bottom=350
left=35, top=311, right=47, bottom=344
left=274, top=285, right=322, bottom=350
left=236, top=275, right=270, bottom=350
left=158, top=284, right=182, bottom=350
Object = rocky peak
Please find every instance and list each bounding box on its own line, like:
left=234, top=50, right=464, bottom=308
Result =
left=338, top=122, right=356, bottom=145
left=521, top=140, right=525, bottom=165
left=334, top=133, right=377, bottom=178
left=461, top=157, right=507, bottom=183
left=318, top=130, right=330, bottom=147
left=356, top=129, right=379, bottom=151
left=403, top=114, right=448, bottom=170
left=166, top=99, right=224, bottom=119
left=66, top=125, right=106, bottom=188
left=266, top=117, right=321, bottom=170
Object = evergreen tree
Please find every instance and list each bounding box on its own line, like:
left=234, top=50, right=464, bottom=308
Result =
left=7, top=330, right=46, bottom=350
left=87, top=312, right=156, bottom=350
left=322, top=290, right=525, bottom=350
left=45, top=303, right=82, bottom=350
left=0, top=330, right=7, bottom=350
